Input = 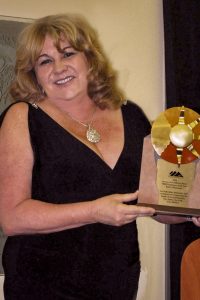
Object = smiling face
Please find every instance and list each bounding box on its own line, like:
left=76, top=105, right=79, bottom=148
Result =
left=34, top=35, right=90, bottom=104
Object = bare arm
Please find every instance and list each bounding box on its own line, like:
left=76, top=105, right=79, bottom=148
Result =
left=0, top=103, right=155, bottom=236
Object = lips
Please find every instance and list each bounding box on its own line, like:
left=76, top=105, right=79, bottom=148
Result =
left=55, top=75, right=74, bottom=85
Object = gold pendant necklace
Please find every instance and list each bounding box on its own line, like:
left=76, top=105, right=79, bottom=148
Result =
left=86, top=124, right=101, bottom=143
left=67, top=107, right=101, bottom=144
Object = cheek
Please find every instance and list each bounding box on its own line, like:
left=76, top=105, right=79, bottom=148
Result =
left=35, top=69, right=49, bottom=86
left=80, top=64, right=89, bottom=80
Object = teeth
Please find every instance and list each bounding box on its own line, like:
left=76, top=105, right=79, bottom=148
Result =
left=56, top=76, right=73, bottom=85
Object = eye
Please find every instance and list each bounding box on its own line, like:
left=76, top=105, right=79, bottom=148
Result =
left=39, top=58, right=52, bottom=65
left=63, top=51, right=76, bottom=58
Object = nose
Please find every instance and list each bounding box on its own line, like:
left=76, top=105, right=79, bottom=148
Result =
left=53, top=59, right=66, bottom=74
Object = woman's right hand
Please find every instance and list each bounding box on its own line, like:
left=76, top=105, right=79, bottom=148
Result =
left=91, top=191, right=155, bottom=226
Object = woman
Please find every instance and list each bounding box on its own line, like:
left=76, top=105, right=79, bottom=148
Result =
left=0, top=14, right=155, bottom=299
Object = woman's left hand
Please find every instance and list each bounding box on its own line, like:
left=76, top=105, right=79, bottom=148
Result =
left=191, top=217, right=200, bottom=227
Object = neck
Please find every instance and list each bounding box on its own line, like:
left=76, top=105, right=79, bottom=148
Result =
left=67, top=105, right=97, bottom=127
left=47, top=97, right=97, bottom=122
left=40, top=97, right=101, bottom=144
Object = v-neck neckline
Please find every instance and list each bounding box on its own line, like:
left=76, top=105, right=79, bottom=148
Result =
left=30, top=103, right=127, bottom=172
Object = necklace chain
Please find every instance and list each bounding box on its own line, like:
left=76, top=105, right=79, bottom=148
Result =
left=66, top=107, right=101, bottom=144
left=68, top=108, right=95, bottom=127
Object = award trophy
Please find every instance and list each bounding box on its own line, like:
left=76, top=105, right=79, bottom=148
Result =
left=138, top=106, right=200, bottom=217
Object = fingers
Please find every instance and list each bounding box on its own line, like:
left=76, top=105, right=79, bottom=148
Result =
left=119, top=191, right=139, bottom=203
left=192, top=217, right=200, bottom=227
left=92, top=192, right=155, bottom=227
left=119, top=192, right=155, bottom=216
left=114, top=192, right=155, bottom=216
left=116, top=207, right=155, bottom=226
left=125, top=205, right=155, bottom=217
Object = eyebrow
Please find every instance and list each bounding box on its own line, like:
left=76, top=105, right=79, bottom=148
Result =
left=37, top=54, right=50, bottom=60
left=62, top=46, right=74, bottom=51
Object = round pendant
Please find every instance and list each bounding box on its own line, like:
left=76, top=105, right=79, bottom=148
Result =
left=151, top=106, right=200, bottom=164
left=86, top=127, right=101, bottom=143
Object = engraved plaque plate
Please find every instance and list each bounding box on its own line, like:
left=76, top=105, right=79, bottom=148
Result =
left=157, top=159, right=195, bottom=208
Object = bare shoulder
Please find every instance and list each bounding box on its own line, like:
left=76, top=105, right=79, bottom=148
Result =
left=1, top=102, right=29, bottom=129
left=0, top=102, right=31, bottom=154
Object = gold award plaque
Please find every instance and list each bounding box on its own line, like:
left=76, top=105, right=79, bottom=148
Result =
left=138, top=106, right=200, bottom=217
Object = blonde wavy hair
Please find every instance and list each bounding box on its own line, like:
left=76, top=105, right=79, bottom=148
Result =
left=10, top=13, right=125, bottom=109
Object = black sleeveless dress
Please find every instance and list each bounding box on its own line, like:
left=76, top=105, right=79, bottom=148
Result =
left=1, top=100, right=151, bottom=300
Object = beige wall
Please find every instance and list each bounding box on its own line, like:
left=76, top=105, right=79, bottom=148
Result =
left=0, top=1, right=166, bottom=299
